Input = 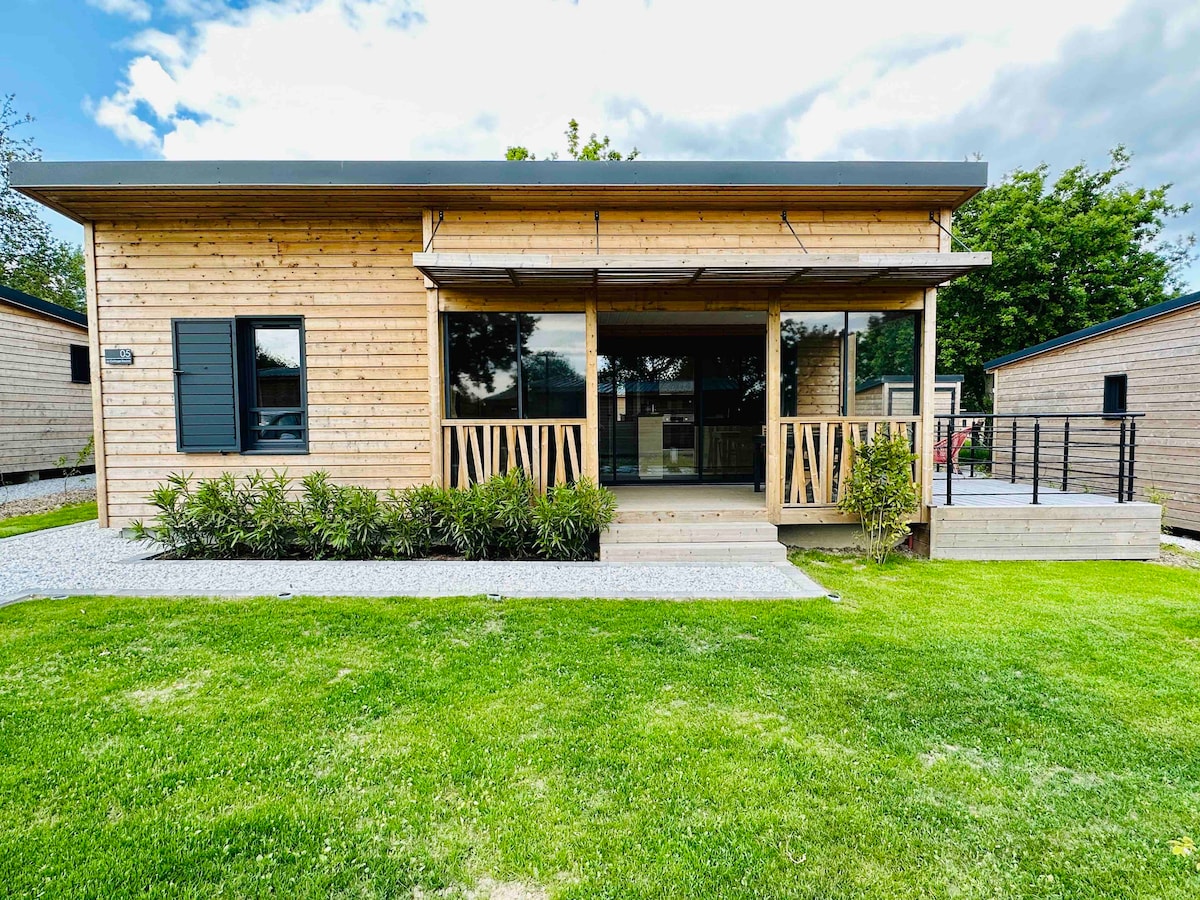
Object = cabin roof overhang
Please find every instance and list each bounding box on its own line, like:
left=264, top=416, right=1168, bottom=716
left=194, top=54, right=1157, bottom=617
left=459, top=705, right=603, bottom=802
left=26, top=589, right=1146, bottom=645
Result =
left=413, top=251, right=992, bottom=289
left=10, top=159, right=988, bottom=222
left=0, top=283, right=88, bottom=328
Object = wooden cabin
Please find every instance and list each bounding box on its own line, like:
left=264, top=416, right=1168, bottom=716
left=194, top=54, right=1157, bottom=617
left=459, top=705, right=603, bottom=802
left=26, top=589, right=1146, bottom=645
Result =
left=0, top=284, right=93, bottom=482
left=853, top=374, right=963, bottom=417
left=986, top=291, right=1200, bottom=535
left=12, top=159, right=1004, bottom=559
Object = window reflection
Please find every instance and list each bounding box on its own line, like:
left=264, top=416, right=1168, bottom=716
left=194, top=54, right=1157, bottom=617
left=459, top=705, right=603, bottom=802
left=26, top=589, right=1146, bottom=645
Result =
left=444, top=311, right=587, bottom=419
left=521, top=314, right=587, bottom=418
left=781, top=311, right=919, bottom=416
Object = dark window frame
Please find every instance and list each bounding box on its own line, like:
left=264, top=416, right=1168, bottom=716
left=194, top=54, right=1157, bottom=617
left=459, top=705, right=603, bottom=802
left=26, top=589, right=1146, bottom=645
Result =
left=442, top=311, right=587, bottom=420
left=237, top=316, right=309, bottom=454
left=69, top=344, right=91, bottom=384
left=1103, top=373, right=1128, bottom=417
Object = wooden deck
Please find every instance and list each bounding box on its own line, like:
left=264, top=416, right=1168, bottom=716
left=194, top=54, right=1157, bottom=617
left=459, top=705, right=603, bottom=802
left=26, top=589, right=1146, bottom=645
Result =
left=932, top=474, right=1129, bottom=507
left=927, top=475, right=1160, bottom=560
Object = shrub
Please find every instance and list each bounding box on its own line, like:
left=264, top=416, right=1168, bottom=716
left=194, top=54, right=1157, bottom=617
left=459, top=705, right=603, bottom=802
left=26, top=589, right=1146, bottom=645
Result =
left=958, top=438, right=992, bottom=463
left=532, top=478, right=618, bottom=561
left=133, top=470, right=616, bottom=562
left=299, top=472, right=391, bottom=560
left=382, top=483, right=446, bottom=559
left=836, top=431, right=919, bottom=563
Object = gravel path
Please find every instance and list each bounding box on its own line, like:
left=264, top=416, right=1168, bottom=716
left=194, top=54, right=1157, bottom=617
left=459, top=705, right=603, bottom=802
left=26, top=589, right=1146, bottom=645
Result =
left=0, top=474, right=96, bottom=505
left=1162, top=533, right=1200, bottom=553
left=0, top=524, right=826, bottom=603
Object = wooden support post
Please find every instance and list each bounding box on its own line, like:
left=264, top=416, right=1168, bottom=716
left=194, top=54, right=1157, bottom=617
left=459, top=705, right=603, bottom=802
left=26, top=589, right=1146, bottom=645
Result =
left=423, top=209, right=443, bottom=486
left=766, top=295, right=782, bottom=524
left=82, top=223, right=109, bottom=527
left=584, top=291, right=599, bottom=482
left=919, top=208, right=950, bottom=519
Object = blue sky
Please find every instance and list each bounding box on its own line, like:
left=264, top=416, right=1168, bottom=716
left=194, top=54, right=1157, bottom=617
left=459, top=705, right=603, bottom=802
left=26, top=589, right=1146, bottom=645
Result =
left=6, top=0, right=1199, bottom=291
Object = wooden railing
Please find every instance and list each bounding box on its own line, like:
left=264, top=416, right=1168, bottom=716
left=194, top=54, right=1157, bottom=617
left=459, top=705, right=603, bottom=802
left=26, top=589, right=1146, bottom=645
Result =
left=442, top=420, right=586, bottom=491
left=780, top=417, right=921, bottom=508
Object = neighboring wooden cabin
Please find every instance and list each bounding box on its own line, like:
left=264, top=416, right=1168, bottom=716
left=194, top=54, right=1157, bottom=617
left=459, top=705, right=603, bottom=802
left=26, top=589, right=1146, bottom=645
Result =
left=12, top=159, right=996, bottom=555
left=0, top=284, right=93, bottom=481
left=987, top=291, right=1200, bottom=534
left=854, top=375, right=963, bottom=417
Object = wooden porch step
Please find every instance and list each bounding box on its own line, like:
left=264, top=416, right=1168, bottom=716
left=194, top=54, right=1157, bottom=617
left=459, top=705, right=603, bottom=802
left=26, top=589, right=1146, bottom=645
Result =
left=599, top=540, right=789, bottom=563
left=612, top=506, right=769, bottom=525
left=605, top=521, right=779, bottom=544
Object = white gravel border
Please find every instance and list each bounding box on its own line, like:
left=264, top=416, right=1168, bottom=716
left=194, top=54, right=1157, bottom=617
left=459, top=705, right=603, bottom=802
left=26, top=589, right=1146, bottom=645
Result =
left=1162, top=533, right=1200, bottom=553
left=0, top=523, right=826, bottom=604
left=0, top=474, right=95, bottom=505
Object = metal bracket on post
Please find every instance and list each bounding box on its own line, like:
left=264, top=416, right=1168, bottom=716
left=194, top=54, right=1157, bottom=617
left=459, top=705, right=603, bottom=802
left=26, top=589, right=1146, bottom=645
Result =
left=594, top=210, right=600, bottom=255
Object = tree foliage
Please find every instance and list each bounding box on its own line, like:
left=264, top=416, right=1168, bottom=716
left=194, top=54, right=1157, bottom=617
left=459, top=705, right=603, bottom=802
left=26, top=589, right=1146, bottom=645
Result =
left=939, top=148, right=1194, bottom=409
left=506, top=118, right=639, bottom=162
left=0, top=95, right=87, bottom=312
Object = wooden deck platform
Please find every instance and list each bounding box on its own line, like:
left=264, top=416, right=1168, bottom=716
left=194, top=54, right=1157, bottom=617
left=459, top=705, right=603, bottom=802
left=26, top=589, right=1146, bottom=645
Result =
left=927, top=475, right=1160, bottom=560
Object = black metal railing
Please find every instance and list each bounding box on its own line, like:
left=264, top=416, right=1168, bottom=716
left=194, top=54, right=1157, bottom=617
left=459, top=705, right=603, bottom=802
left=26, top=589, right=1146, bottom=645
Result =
left=933, top=412, right=1142, bottom=506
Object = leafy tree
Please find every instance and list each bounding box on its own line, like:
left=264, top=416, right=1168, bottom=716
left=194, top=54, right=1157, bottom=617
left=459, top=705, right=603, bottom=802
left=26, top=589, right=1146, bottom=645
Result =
left=939, top=148, right=1194, bottom=409
left=854, top=314, right=916, bottom=386
left=0, top=95, right=87, bottom=312
left=506, top=119, right=639, bottom=161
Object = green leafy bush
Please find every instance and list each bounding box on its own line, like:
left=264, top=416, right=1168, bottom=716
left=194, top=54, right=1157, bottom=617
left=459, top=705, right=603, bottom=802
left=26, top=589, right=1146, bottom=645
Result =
left=836, top=432, right=920, bottom=563
left=958, top=439, right=992, bottom=463
left=132, top=470, right=616, bottom=562
left=533, top=478, right=618, bottom=561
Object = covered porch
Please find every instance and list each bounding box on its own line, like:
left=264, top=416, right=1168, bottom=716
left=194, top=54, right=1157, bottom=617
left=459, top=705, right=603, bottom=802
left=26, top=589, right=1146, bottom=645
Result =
left=419, top=249, right=989, bottom=533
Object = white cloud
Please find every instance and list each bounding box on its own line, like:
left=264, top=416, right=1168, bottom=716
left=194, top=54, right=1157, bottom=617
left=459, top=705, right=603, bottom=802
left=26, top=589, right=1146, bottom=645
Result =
left=87, top=0, right=152, bottom=22
left=93, top=0, right=1141, bottom=161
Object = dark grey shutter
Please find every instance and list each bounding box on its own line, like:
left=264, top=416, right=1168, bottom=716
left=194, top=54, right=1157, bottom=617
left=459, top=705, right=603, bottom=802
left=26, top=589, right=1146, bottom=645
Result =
left=173, top=318, right=241, bottom=452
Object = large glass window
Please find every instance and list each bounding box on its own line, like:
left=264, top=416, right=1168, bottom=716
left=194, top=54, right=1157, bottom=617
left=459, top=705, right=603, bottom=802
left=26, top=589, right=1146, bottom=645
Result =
left=241, top=318, right=307, bottom=450
left=445, top=312, right=586, bottom=419
left=521, top=314, right=587, bottom=418
left=781, top=310, right=919, bottom=416
left=780, top=312, right=846, bottom=417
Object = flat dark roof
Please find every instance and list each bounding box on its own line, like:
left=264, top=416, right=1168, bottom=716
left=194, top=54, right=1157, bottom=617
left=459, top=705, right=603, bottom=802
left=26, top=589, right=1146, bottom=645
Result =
left=985, top=290, right=1200, bottom=370
left=9, top=159, right=987, bottom=190
left=0, top=283, right=87, bottom=328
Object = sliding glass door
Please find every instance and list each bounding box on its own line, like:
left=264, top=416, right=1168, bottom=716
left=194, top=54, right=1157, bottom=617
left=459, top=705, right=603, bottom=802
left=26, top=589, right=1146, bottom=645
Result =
left=598, top=337, right=764, bottom=484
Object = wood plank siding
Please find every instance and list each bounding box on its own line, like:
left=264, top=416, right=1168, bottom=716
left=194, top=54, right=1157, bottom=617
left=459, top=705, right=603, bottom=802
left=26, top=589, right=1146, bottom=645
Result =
left=991, top=302, right=1200, bottom=533
left=92, top=215, right=430, bottom=523
left=0, top=303, right=92, bottom=478
left=427, top=208, right=941, bottom=256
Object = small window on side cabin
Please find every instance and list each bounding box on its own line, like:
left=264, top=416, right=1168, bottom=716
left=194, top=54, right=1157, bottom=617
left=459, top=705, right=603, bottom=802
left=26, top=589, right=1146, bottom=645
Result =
left=1103, top=373, right=1128, bottom=416
left=69, top=344, right=90, bottom=383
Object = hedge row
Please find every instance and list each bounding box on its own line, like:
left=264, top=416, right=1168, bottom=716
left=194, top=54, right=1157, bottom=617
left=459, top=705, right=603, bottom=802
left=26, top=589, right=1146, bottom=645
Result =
left=131, top=470, right=617, bottom=561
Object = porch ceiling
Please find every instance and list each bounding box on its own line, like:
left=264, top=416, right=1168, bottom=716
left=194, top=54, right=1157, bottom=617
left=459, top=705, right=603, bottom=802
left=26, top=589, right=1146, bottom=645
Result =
left=413, top=251, right=992, bottom=289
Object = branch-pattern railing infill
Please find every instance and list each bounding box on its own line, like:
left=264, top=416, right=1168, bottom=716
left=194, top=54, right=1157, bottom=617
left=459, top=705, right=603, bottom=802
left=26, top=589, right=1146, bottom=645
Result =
left=443, top=420, right=586, bottom=492
left=781, top=417, right=921, bottom=508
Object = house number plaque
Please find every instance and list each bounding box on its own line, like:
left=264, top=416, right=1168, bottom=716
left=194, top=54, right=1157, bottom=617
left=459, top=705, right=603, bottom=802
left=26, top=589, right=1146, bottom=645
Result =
left=104, top=348, right=134, bottom=365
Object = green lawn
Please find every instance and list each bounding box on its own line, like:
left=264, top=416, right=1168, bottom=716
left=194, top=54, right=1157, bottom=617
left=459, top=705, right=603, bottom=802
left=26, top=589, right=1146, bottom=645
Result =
left=1, top=556, right=1198, bottom=898
left=0, top=499, right=97, bottom=538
